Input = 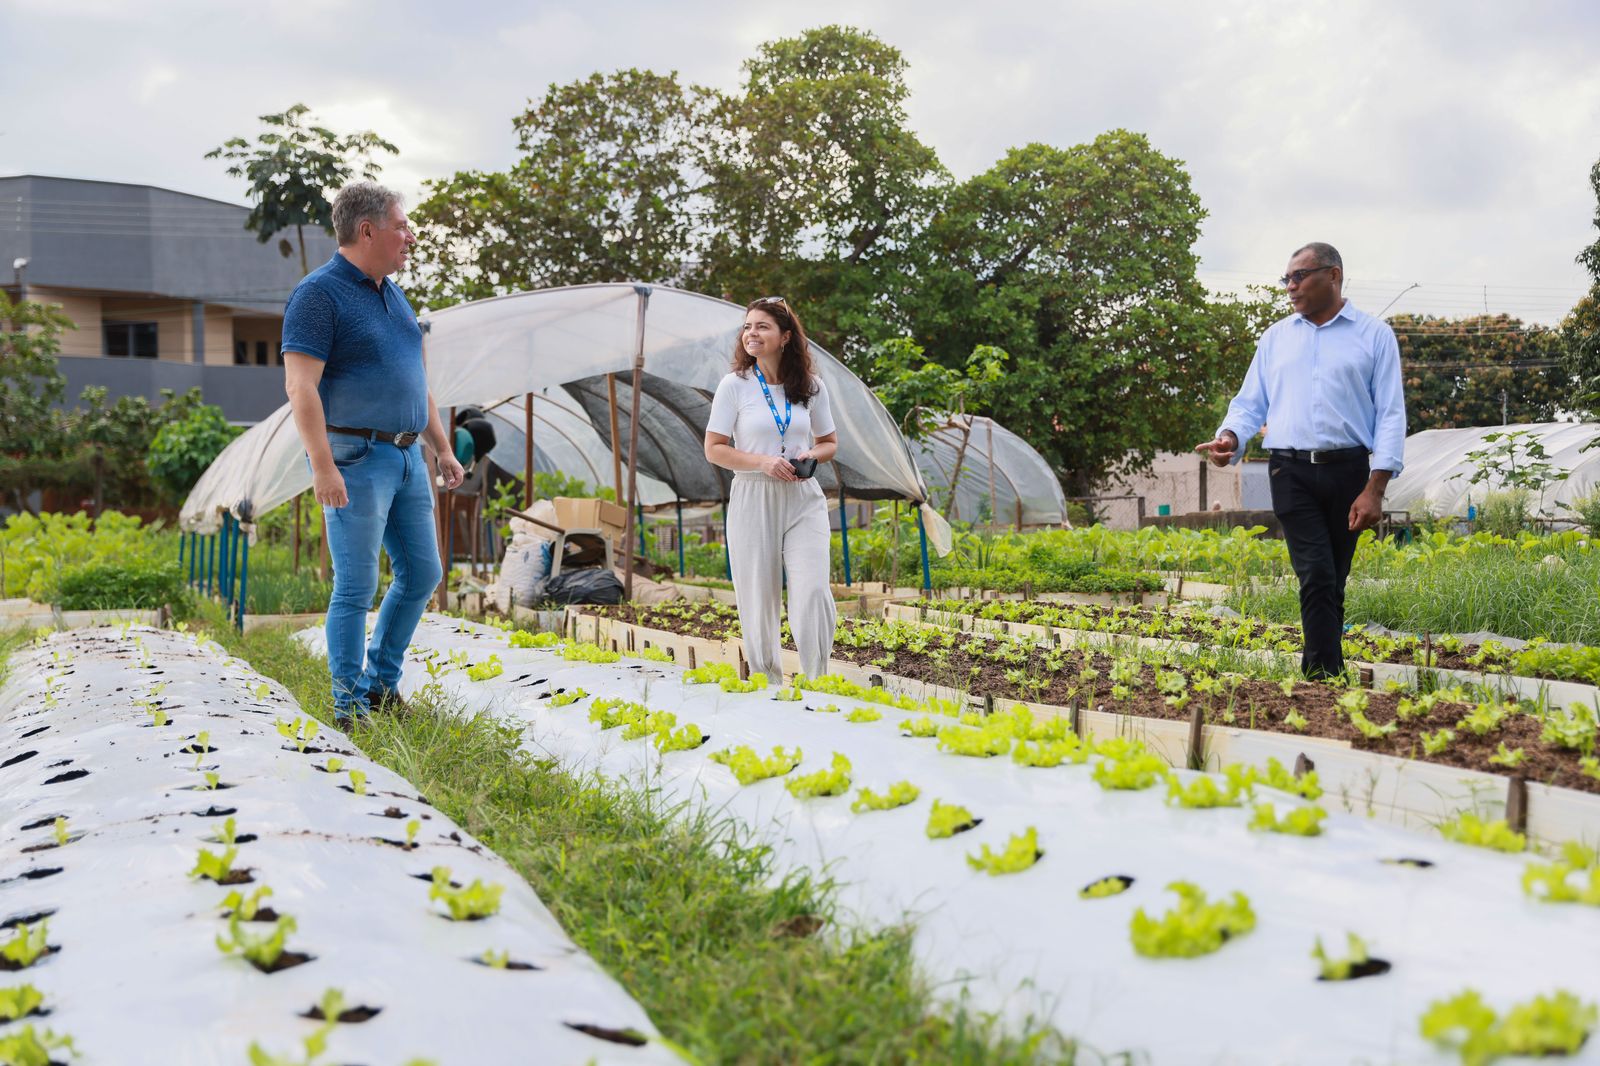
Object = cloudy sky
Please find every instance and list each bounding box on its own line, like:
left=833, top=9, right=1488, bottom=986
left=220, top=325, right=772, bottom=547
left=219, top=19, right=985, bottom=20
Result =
left=3, top=0, right=1598, bottom=325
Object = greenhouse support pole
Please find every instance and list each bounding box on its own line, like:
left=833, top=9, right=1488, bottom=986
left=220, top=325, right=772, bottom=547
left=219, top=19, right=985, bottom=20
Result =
left=987, top=418, right=999, bottom=533
left=205, top=531, right=215, bottom=597
left=237, top=531, right=250, bottom=633
left=676, top=499, right=685, bottom=576
left=232, top=516, right=244, bottom=615
left=621, top=285, right=651, bottom=601
left=218, top=516, right=231, bottom=603
left=916, top=505, right=931, bottom=594
left=524, top=392, right=536, bottom=508
left=838, top=477, right=853, bottom=586
left=188, top=533, right=197, bottom=589
left=178, top=530, right=185, bottom=568
left=436, top=405, right=455, bottom=612
left=607, top=373, right=624, bottom=503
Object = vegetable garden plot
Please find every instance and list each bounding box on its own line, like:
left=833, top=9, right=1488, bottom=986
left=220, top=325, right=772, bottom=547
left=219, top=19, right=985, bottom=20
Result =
left=0, top=625, right=678, bottom=1066
left=300, top=614, right=1600, bottom=1066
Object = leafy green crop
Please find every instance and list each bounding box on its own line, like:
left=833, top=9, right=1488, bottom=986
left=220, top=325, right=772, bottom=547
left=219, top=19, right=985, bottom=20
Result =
left=1079, top=876, right=1132, bottom=899
left=221, top=885, right=274, bottom=922
left=562, top=641, right=621, bottom=664
left=1249, top=803, right=1327, bottom=837
left=636, top=645, right=674, bottom=663
left=215, top=913, right=297, bottom=969
left=0, top=922, right=49, bottom=971
left=653, top=723, right=706, bottom=753
left=275, top=716, right=320, bottom=753
left=926, top=799, right=978, bottom=839
left=1312, top=932, right=1372, bottom=980
left=785, top=754, right=853, bottom=799
left=772, top=685, right=803, bottom=701
left=429, top=867, right=504, bottom=921
left=1522, top=843, right=1600, bottom=906
left=846, top=707, right=882, bottom=723
left=966, top=827, right=1041, bottom=875
left=720, top=672, right=769, bottom=694
left=466, top=654, right=504, bottom=681
left=0, top=984, right=44, bottom=1024
left=348, top=769, right=368, bottom=795
left=589, top=697, right=649, bottom=731
left=900, top=715, right=941, bottom=738
left=710, top=745, right=803, bottom=785
left=685, top=662, right=740, bottom=685
left=851, top=781, right=920, bottom=813
left=1130, top=882, right=1256, bottom=958
left=1165, top=773, right=1246, bottom=809
left=1092, top=751, right=1169, bottom=791
left=1012, top=736, right=1089, bottom=767
left=1420, top=988, right=1597, bottom=1064
left=936, top=722, right=1013, bottom=758
left=549, top=687, right=589, bottom=707
left=189, top=845, right=240, bottom=883
left=508, top=629, right=560, bottom=649
left=1438, top=812, right=1526, bottom=853
left=0, top=1024, right=78, bottom=1066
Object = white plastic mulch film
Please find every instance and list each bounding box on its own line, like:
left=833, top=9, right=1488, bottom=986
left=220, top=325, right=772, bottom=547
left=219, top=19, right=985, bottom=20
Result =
left=298, top=615, right=1600, bottom=1066
left=910, top=413, right=1068, bottom=528
left=1387, top=421, right=1600, bottom=518
left=181, top=283, right=953, bottom=552
left=0, top=626, right=680, bottom=1065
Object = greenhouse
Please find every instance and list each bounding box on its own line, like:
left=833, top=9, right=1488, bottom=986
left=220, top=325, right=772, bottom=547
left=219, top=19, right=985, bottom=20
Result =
left=1386, top=421, right=1600, bottom=519
left=909, top=412, right=1070, bottom=528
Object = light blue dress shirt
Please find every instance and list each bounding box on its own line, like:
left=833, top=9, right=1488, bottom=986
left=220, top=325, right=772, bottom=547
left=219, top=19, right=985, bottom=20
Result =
left=1218, top=301, right=1407, bottom=475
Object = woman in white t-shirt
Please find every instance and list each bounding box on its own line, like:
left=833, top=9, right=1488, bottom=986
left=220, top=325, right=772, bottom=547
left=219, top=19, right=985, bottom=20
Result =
left=703, top=296, right=839, bottom=682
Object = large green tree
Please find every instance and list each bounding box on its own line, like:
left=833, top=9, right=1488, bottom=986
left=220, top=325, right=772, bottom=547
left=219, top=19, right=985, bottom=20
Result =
left=694, top=25, right=946, bottom=353
left=207, top=103, right=397, bottom=274
left=409, top=70, right=710, bottom=309
left=0, top=292, right=72, bottom=511
left=1568, top=153, right=1600, bottom=421
left=1388, top=314, right=1572, bottom=430
left=900, top=132, right=1270, bottom=494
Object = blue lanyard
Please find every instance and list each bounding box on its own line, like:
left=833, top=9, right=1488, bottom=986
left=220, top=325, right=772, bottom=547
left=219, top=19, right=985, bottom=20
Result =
left=753, top=366, right=791, bottom=447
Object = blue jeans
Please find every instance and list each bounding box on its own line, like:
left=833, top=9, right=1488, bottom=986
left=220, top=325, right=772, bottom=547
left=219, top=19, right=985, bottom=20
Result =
left=320, top=434, right=442, bottom=713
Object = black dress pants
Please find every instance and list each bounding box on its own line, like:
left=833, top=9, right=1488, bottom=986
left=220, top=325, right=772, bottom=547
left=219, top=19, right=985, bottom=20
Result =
left=1267, top=454, right=1370, bottom=678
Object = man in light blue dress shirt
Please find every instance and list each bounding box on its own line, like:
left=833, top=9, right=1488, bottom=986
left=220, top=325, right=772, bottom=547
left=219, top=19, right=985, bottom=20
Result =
left=1196, top=243, right=1406, bottom=678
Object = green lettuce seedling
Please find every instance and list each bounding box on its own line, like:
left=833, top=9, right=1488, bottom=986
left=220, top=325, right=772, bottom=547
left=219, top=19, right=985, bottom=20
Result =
left=1249, top=803, right=1327, bottom=837
left=215, top=913, right=296, bottom=969
left=635, top=645, right=674, bottom=663
left=189, top=730, right=212, bottom=770
left=0, top=922, right=50, bottom=970
left=1438, top=811, right=1525, bottom=853
left=720, top=672, right=769, bottom=694
left=466, top=654, right=504, bottom=681
left=900, top=715, right=941, bottom=738
left=1312, top=932, right=1371, bottom=980
left=966, top=827, right=1041, bottom=875
left=0, top=1025, right=78, bottom=1065
left=221, top=885, right=274, bottom=921
left=926, top=799, right=977, bottom=839
left=654, top=723, right=706, bottom=753
left=851, top=781, right=920, bottom=813
left=1080, top=876, right=1132, bottom=899
left=772, top=685, right=802, bottom=701
left=405, top=820, right=421, bottom=849
left=275, top=717, right=319, bottom=753
left=1257, top=757, right=1323, bottom=800
left=508, top=629, right=560, bottom=649
left=1488, top=742, right=1526, bottom=768
left=481, top=948, right=511, bottom=969
left=189, top=845, right=240, bottom=882
left=785, top=754, right=853, bottom=799
left=1283, top=708, right=1309, bottom=732
left=684, top=662, right=739, bottom=685
left=1521, top=843, right=1600, bottom=906
left=429, top=866, right=504, bottom=921
left=1092, top=751, right=1168, bottom=791
left=548, top=687, right=589, bottom=708
left=1130, top=882, right=1256, bottom=958
left=1420, top=988, right=1597, bottom=1063
left=709, top=745, right=803, bottom=785
left=845, top=706, right=882, bottom=723
left=348, top=770, right=368, bottom=796
left=0, top=984, right=45, bottom=1022
left=1012, top=736, right=1088, bottom=768
left=324, top=756, right=344, bottom=774
left=253, top=682, right=271, bottom=700
left=202, top=770, right=221, bottom=790
left=1348, top=710, right=1397, bottom=741
left=562, top=641, right=621, bottom=664
left=1165, top=773, right=1245, bottom=809
left=52, top=817, right=69, bottom=847
left=1422, top=728, right=1456, bottom=756
left=937, top=722, right=1013, bottom=758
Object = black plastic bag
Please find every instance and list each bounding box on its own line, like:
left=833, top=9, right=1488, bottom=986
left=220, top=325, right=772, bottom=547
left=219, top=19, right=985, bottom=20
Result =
left=535, top=567, right=624, bottom=606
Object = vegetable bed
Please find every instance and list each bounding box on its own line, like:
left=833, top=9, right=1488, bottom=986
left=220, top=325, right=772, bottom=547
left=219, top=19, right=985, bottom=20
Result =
left=295, top=613, right=1600, bottom=1066
left=0, top=625, right=677, bottom=1065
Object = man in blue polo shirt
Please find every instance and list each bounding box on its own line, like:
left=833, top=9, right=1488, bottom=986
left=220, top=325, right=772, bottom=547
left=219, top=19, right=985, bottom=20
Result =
left=282, top=181, right=465, bottom=722
left=1196, top=242, right=1406, bottom=679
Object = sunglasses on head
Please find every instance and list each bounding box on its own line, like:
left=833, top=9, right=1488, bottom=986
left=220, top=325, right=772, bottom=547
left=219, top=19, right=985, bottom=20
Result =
left=755, top=295, right=788, bottom=307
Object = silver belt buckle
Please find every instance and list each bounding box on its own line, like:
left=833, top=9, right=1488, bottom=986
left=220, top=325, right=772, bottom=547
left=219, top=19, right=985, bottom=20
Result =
left=393, top=431, right=418, bottom=448
left=1310, top=449, right=1328, bottom=464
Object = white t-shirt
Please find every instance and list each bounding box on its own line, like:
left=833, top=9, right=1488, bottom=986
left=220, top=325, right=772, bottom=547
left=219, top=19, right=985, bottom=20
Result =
left=707, top=370, right=836, bottom=460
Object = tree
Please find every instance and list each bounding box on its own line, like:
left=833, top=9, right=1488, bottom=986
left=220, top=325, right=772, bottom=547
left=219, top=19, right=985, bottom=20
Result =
left=147, top=399, right=243, bottom=501
left=900, top=132, right=1267, bottom=494
left=861, top=337, right=1007, bottom=438
left=408, top=70, right=710, bottom=309
left=207, top=103, right=397, bottom=275
left=695, top=26, right=947, bottom=354
left=0, top=292, right=72, bottom=512
left=1568, top=154, right=1600, bottom=422
left=1388, top=314, right=1573, bottom=430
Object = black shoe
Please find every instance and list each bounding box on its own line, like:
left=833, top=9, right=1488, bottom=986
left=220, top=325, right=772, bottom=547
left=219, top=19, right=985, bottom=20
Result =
left=368, top=688, right=410, bottom=716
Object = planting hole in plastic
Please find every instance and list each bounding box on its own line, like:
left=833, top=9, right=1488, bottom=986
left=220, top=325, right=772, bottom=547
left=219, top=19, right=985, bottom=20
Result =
left=43, top=769, right=90, bottom=785
left=2, top=750, right=38, bottom=769
left=303, top=1002, right=382, bottom=1023
left=1, top=908, right=57, bottom=930
left=1380, top=857, right=1435, bottom=869
left=565, top=1022, right=649, bottom=1047
left=190, top=806, right=237, bottom=818
left=20, top=815, right=63, bottom=831
left=1317, top=958, right=1393, bottom=982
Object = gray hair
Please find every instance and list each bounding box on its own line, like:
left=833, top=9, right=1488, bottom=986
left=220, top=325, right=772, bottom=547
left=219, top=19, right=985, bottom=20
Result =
left=331, top=181, right=403, bottom=246
left=1292, top=242, right=1343, bottom=272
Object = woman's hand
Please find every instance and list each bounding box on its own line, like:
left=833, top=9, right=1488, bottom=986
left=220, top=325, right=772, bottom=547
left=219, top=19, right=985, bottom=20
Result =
left=760, top=454, right=798, bottom=480
left=792, top=448, right=814, bottom=462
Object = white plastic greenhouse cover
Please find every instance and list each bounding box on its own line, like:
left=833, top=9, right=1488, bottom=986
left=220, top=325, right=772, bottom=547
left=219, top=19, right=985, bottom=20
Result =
left=911, top=413, right=1068, bottom=528
left=1385, top=421, right=1600, bottom=518
left=182, top=284, right=952, bottom=553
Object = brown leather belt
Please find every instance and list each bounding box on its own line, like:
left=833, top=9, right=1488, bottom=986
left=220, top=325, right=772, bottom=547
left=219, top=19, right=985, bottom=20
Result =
left=1270, top=446, right=1368, bottom=464
left=327, top=424, right=421, bottom=448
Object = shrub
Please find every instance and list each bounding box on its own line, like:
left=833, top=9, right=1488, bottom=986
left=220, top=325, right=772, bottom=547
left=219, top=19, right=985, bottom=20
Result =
left=1567, top=490, right=1600, bottom=536
left=1476, top=489, right=1531, bottom=539
left=55, top=558, right=185, bottom=609
left=147, top=402, right=243, bottom=501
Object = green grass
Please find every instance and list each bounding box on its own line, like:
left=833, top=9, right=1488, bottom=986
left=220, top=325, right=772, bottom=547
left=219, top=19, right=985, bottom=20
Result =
left=0, top=625, right=36, bottom=689
left=197, top=608, right=1112, bottom=1065
left=1231, top=546, right=1600, bottom=644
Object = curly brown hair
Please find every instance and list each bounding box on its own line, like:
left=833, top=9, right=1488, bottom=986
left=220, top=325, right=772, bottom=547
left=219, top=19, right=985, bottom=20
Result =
left=730, top=297, right=818, bottom=406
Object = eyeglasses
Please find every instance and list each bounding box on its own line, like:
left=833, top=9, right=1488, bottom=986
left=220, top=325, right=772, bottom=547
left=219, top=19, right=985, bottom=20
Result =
left=1279, top=265, right=1333, bottom=287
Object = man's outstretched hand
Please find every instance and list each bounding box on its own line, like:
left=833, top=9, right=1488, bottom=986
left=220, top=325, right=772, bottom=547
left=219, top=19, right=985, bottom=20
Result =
left=1194, top=431, right=1238, bottom=468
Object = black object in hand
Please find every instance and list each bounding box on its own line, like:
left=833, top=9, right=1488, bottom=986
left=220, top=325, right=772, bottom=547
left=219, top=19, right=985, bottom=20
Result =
left=790, top=456, right=818, bottom=479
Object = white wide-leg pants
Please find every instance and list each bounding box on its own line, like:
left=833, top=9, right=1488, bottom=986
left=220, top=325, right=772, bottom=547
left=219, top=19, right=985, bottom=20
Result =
left=727, top=473, right=837, bottom=682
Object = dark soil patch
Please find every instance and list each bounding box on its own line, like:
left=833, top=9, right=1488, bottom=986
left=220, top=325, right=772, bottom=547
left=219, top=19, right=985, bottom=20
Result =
left=373, top=837, right=417, bottom=850
left=304, top=1003, right=382, bottom=1023
left=590, top=608, right=1600, bottom=795
left=202, top=868, right=254, bottom=886
left=225, top=906, right=281, bottom=923
left=375, top=807, right=408, bottom=819
left=565, top=1022, right=648, bottom=1047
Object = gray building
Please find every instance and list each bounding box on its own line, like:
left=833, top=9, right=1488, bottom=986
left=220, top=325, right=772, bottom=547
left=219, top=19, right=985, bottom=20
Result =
left=0, top=174, right=338, bottom=423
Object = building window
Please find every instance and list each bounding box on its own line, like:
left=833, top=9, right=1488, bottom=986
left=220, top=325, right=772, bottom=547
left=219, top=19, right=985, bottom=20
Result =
left=235, top=340, right=249, bottom=365
left=104, top=321, right=158, bottom=359
left=255, top=341, right=268, bottom=366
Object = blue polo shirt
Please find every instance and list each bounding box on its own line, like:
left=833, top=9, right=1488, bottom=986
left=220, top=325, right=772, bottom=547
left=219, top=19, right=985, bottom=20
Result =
left=281, top=252, right=429, bottom=434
